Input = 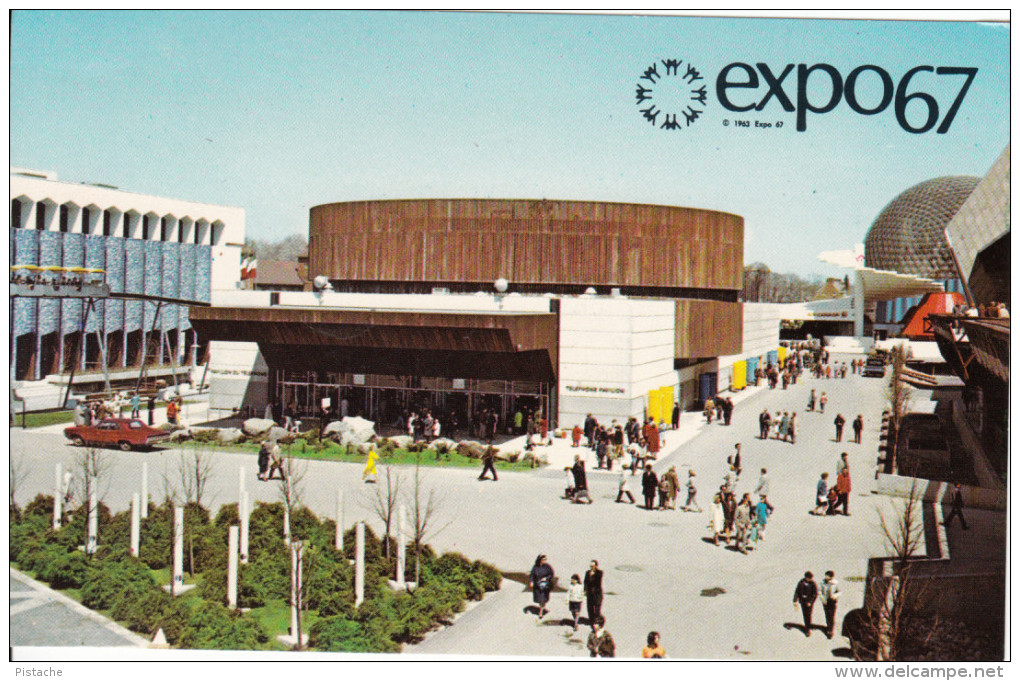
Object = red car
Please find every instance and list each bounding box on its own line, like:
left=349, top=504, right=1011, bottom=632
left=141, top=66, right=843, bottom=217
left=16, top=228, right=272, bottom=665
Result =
left=64, top=418, right=170, bottom=451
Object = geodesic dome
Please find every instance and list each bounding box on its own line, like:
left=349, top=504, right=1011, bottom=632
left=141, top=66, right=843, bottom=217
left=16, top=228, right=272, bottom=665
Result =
left=864, top=176, right=980, bottom=279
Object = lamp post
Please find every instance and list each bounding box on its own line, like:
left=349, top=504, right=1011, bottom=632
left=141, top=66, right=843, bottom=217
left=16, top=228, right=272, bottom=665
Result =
left=494, top=278, right=508, bottom=309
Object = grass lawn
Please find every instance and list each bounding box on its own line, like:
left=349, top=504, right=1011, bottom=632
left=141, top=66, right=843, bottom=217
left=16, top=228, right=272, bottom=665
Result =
left=16, top=410, right=76, bottom=428
left=177, top=438, right=544, bottom=471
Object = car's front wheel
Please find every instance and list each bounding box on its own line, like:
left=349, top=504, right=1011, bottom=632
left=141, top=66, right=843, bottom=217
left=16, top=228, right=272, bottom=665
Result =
left=72, top=436, right=86, bottom=447
left=118, top=441, right=133, bottom=451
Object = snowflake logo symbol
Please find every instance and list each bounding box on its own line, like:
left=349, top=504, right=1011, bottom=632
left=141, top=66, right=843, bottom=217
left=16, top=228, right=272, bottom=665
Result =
left=635, top=59, right=708, bottom=131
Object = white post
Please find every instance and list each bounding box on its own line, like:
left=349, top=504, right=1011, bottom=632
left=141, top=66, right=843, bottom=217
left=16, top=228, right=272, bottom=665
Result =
left=130, top=493, right=140, bottom=557
left=227, top=525, right=239, bottom=610
left=283, top=505, right=291, bottom=544
left=396, top=503, right=406, bottom=588
left=172, top=505, right=184, bottom=595
left=86, top=491, right=98, bottom=555
left=239, top=491, right=250, bottom=564
left=238, top=465, right=246, bottom=502
left=355, top=522, right=365, bottom=607
left=289, top=541, right=299, bottom=636
left=53, top=463, right=62, bottom=530
left=334, top=490, right=344, bottom=552
left=141, top=461, right=149, bottom=519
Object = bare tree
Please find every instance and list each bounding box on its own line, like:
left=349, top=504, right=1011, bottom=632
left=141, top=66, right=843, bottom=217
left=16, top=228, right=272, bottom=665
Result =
left=860, top=481, right=933, bottom=661
left=10, top=453, right=31, bottom=513
left=275, top=444, right=308, bottom=650
left=75, top=447, right=113, bottom=511
left=405, top=452, right=450, bottom=586
left=366, top=465, right=404, bottom=559
left=175, top=447, right=216, bottom=507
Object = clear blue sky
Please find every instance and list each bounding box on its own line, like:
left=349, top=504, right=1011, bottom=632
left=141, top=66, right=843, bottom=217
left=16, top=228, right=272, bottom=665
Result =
left=10, top=11, right=1010, bottom=277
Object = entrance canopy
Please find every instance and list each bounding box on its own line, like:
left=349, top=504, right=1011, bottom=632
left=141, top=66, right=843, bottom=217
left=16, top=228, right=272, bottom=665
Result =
left=191, top=305, right=558, bottom=383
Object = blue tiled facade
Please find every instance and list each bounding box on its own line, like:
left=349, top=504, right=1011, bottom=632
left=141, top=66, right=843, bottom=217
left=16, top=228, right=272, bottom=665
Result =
left=10, top=229, right=211, bottom=380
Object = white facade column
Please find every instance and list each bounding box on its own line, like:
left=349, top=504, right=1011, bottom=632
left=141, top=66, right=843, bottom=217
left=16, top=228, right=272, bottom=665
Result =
left=334, top=490, right=344, bottom=552
left=53, top=463, right=62, bottom=529
left=355, top=522, right=365, bottom=607
left=239, top=491, right=250, bottom=564
left=396, top=504, right=407, bottom=588
left=130, top=493, right=140, bottom=556
left=283, top=505, right=291, bottom=544
left=227, top=525, right=239, bottom=609
left=141, top=462, right=149, bottom=519
left=172, top=505, right=184, bottom=595
left=853, top=269, right=866, bottom=338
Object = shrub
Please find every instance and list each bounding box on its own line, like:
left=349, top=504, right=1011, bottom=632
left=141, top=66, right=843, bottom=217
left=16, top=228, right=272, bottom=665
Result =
left=80, top=551, right=155, bottom=611
left=23, top=494, right=55, bottom=519
left=115, top=585, right=172, bottom=636
left=199, top=565, right=228, bottom=606
left=37, top=548, right=89, bottom=589
left=309, top=614, right=399, bottom=653
left=238, top=552, right=290, bottom=606
left=176, top=601, right=268, bottom=650
left=10, top=514, right=49, bottom=561
left=473, top=559, right=502, bottom=591
left=214, top=503, right=240, bottom=529
left=191, top=429, right=219, bottom=443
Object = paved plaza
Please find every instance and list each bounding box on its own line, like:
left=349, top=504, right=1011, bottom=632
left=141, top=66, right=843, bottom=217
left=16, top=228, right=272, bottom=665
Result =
left=11, top=353, right=917, bottom=659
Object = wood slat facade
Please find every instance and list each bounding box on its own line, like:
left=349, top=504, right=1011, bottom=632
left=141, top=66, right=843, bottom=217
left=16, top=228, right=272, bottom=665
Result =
left=309, top=199, right=743, bottom=292
left=674, top=300, right=743, bottom=359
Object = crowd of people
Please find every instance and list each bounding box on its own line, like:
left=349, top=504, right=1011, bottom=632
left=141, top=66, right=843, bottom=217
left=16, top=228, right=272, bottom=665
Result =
left=72, top=390, right=165, bottom=427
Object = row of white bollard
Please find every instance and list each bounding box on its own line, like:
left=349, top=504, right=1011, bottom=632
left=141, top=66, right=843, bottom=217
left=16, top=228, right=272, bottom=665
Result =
left=52, top=461, right=377, bottom=610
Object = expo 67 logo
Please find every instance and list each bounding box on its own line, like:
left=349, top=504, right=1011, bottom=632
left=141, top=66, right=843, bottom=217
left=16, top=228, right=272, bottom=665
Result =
left=635, top=59, right=708, bottom=130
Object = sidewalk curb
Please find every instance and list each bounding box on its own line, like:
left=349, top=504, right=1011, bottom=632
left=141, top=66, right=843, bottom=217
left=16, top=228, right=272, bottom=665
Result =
left=10, top=567, right=150, bottom=648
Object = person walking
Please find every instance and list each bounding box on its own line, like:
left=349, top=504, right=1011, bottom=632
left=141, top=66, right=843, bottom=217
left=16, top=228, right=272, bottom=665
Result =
left=734, top=494, right=753, bottom=554
left=147, top=394, right=156, bottom=425
left=759, top=409, right=771, bottom=440
left=852, top=414, right=863, bottom=444
left=571, top=455, right=592, bottom=504
left=583, top=560, right=604, bottom=626
left=616, top=465, right=636, bottom=503
left=642, top=631, right=666, bottom=658
left=268, top=439, right=286, bottom=481
left=130, top=392, right=141, bottom=419
left=709, top=488, right=727, bottom=545
left=832, top=467, right=851, bottom=515
left=478, top=447, right=499, bottom=481
left=722, top=488, right=737, bottom=539
left=793, top=571, right=819, bottom=636
left=361, top=446, right=378, bottom=483
left=836, top=452, right=849, bottom=475
left=834, top=413, right=845, bottom=442
left=943, top=482, right=969, bottom=529
left=754, top=495, right=771, bottom=541
left=586, top=616, right=615, bottom=657
left=813, top=473, right=830, bottom=515
left=682, top=470, right=702, bottom=512
left=641, top=464, right=659, bottom=510
left=257, top=440, right=271, bottom=481
left=789, top=412, right=797, bottom=444
left=671, top=401, right=681, bottom=431
left=528, top=554, right=555, bottom=619
left=819, top=392, right=828, bottom=413
left=730, top=442, right=742, bottom=476
left=566, top=574, right=584, bottom=631
left=584, top=414, right=597, bottom=448
left=704, top=396, right=715, bottom=423
left=723, top=396, right=734, bottom=425
left=643, top=418, right=661, bottom=459
left=662, top=465, right=680, bottom=509
left=807, top=388, right=816, bottom=412
left=755, top=468, right=774, bottom=512
left=820, top=570, right=841, bottom=639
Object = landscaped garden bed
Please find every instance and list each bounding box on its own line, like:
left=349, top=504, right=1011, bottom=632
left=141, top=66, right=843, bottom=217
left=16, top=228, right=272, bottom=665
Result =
left=11, top=494, right=501, bottom=652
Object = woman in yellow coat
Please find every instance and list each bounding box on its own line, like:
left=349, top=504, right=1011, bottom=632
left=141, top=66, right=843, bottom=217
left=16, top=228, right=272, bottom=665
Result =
left=362, top=447, right=379, bottom=483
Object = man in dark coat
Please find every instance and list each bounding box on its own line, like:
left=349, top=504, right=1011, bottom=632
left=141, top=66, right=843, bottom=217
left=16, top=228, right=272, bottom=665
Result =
left=571, top=455, right=591, bottom=504
left=793, top=571, right=819, bottom=636
left=671, top=402, right=681, bottom=430
left=759, top=409, right=770, bottom=439
left=722, top=397, right=733, bottom=425
left=583, top=560, right=604, bottom=626
left=852, top=415, right=863, bottom=444
left=583, top=414, right=597, bottom=448
left=478, top=447, right=499, bottom=481
left=641, top=464, right=659, bottom=510
left=834, top=414, right=846, bottom=442
left=943, top=482, right=969, bottom=529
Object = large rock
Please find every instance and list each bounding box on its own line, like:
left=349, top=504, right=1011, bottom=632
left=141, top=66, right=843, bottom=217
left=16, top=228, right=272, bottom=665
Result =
left=243, top=418, right=276, bottom=436
left=457, top=440, right=486, bottom=459
left=388, top=435, right=414, bottom=449
left=167, top=428, right=193, bottom=442
left=323, top=416, right=377, bottom=446
left=266, top=426, right=290, bottom=443
left=430, top=437, right=458, bottom=451
left=217, top=428, right=245, bottom=445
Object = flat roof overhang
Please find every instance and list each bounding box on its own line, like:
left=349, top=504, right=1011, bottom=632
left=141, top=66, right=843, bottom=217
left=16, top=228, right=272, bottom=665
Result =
left=190, top=306, right=558, bottom=382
